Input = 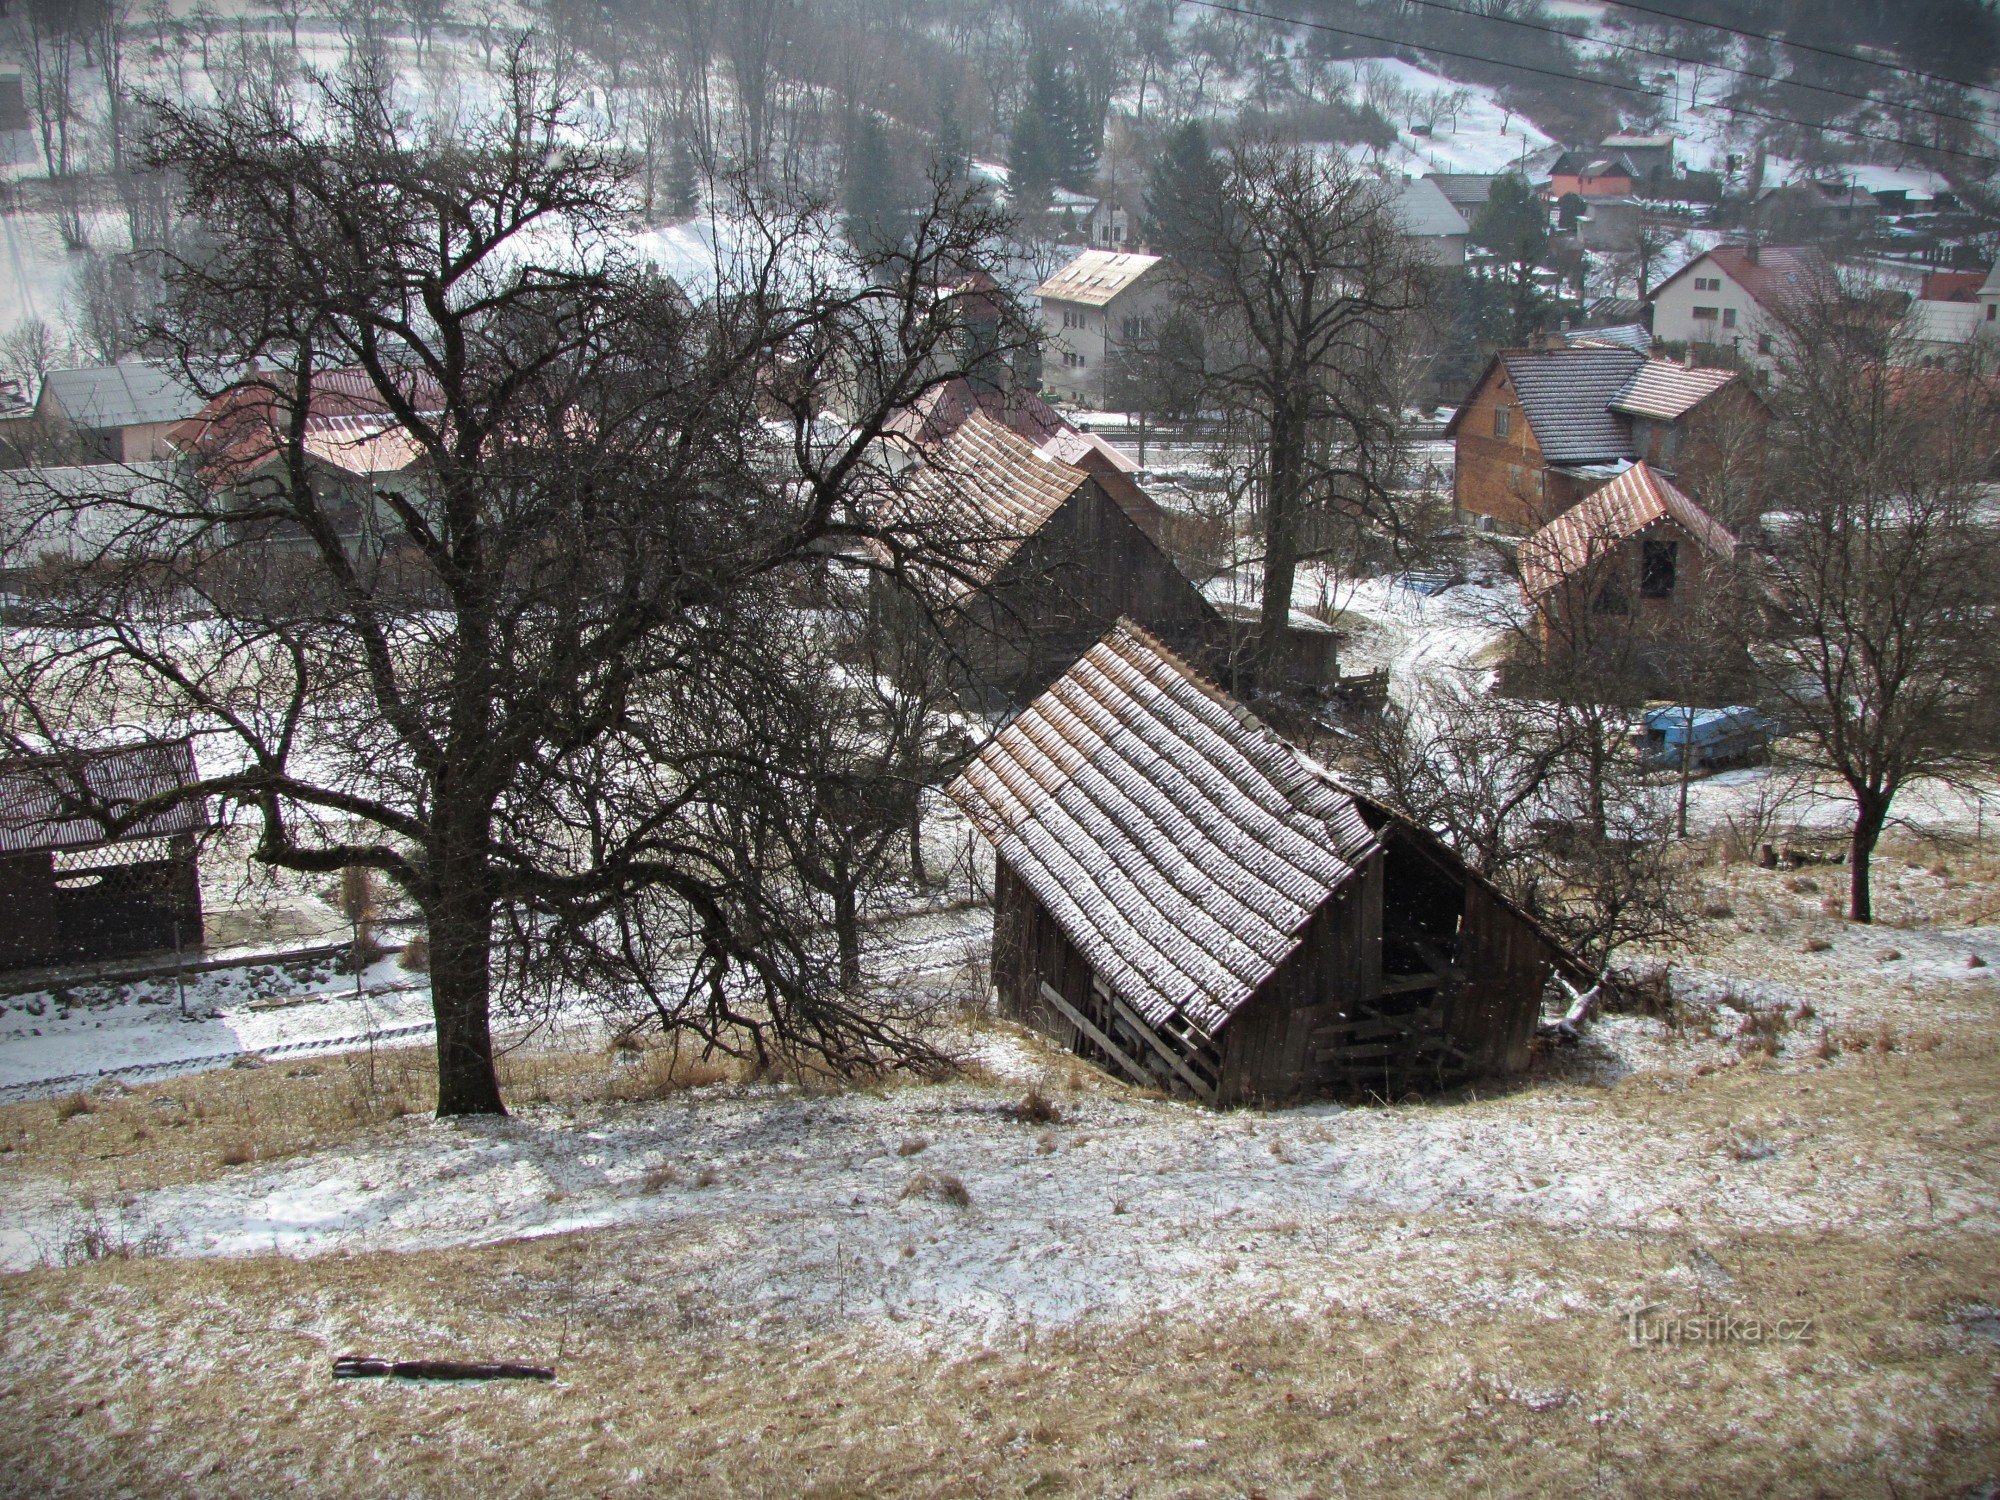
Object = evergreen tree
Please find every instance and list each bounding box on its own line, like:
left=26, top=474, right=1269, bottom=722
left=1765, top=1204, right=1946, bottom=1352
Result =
left=1143, top=119, right=1221, bottom=263
left=1472, top=174, right=1549, bottom=344
left=1010, top=56, right=1060, bottom=212
left=664, top=134, right=699, bottom=217
left=844, top=111, right=898, bottom=255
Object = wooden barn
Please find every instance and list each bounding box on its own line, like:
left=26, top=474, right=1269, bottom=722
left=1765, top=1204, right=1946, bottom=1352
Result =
left=873, top=412, right=1222, bottom=704
left=0, top=740, right=207, bottom=971
left=949, top=622, right=1582, bottom=1105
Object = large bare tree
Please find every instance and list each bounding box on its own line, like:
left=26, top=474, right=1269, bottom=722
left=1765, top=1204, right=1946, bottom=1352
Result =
left=1147, top=137, right=1431, bottom=685
left=1756, top=288, right=2000, bottom=922
left=0, top=53, right=1015, bottom=1114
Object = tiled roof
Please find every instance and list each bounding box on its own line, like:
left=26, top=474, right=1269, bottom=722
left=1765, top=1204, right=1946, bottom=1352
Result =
left=1608, top=360, right=1737, bottom=421
left=1651, top=245, right=1829, bottom=311
left=884, top=378, right=1071, bottom=450
left=949, top=621, right=1380, bottom=1035
left=0, top=740, right=207, bottom=854
left=1034, top=250, right=1162, bottom=307
left=1567, top=323, right=1653, bottom=354
left=1425, top=172, right=1505, bottom=209
left=872, top=413, right=1088, bottom=603
left=39, top=364, right=203, bottom=430
left=169, top=368, right=442, bottom=484
left=1498, top=348, right=1647, bottom=464
left=1519, top=462, right=1734, bottom=600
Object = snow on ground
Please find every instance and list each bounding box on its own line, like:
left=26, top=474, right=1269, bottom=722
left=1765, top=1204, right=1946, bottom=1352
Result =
left=3, top=924, right=1993, bottom=1343
left=1334, top=58, right=1557, bottom=178
left=1315, top=569, right=1521, bottom=697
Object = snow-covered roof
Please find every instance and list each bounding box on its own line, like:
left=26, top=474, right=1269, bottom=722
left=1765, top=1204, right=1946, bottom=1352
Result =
left=1034, top=250, right=1163, bottom=308
left=872, top=412, right=1088, bottom=603
left=949, top=621, right=1381, bottom=1036
left=39, top=364, right=203, bottom=430
left=0, top=739, right=207, bottom=855
left=1900, top=299, right=1990, bottom=347
left=1389, top=176, right=1469, bottom=239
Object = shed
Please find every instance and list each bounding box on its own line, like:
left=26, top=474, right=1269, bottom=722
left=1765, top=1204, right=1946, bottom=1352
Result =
left=950, top=622, right=1580, bottom=1105
left=0, top=740, right=208, bottom=970
left=35, top=364, right=205, bottom=464
left=871, top=415, right=1222, bottom=703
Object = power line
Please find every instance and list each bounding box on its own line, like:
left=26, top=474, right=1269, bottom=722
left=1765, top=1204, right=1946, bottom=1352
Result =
left=1386, top=0, right=1992, bottom=132
left=1176, top=0, right=2000, bottom=170
left=1598, top=0, right=2000, bottom=104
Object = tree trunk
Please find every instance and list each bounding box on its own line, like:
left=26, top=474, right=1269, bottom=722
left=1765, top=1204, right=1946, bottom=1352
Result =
left=908, top=810, right=928, bottom=888
left=834, top=883, right=862, bottom=993
left=427, top=885, right=506, bottom=1116
left=1259, top=405, right=1301, bottom=688
left=1847, top=791, right=1889, bottom=924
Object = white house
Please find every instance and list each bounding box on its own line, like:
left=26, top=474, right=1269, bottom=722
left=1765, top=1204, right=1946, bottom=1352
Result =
left=1647, top=245, right=1829, bottom=372
left=1393, top=178, right=1469, bottom=265
left=1897, top=263, right=2000, bottom=370
left=1034, top=250, right=1167, bottom=407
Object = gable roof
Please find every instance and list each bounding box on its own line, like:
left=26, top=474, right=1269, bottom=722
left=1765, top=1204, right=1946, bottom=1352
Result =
left=1388, top=177, right=1469, bottom=239
left=1920, top=269, right=1988, bottom=304
left=1607, top=360, right=1737, bottom=421
left=872, top=412, right=1090, bottom=603
left=948, top=621, right=1380, bottom=1035
left=0, top=739, right=207, bottom=855
left=168, top=368, right=443, bottom=485
left=1518, top=461, right=1734, bottom=601
left=39, top=364, right=203, bottom=430
left=1425, top=173, right=1506, bottom=210
left=883, top=378, right=1071, bottom=451
left=1034, top=250, right=1163, bottom=307
left=1495, top=347, right=1648, bottom=464
left=1649, top=244, right=1829, bottom=310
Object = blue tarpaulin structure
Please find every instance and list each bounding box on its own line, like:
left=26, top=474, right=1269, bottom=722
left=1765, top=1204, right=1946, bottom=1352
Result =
left=1639, top=705, right=1772, bottom=769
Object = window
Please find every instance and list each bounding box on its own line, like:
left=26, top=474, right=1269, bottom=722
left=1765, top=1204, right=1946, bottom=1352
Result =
left=1494, top=404, right=1512, bottom=438
left=1119, top=315, right=1149, bottom=340
left=1758, top=334, right=1775, bottom=354
left=1721, top=307, right=1737, bottom=329
left=1061, top=309, right=1086, bottom=330
left=1989, top=304, right=1997, bottom=321
left=1691, top=306, right=1719, bottom=321
left=1640, top=538, right=1678, bottom=598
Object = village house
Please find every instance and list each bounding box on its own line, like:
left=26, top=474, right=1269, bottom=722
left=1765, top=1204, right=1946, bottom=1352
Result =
left=1751, top=178, right=1878, bottom=241
left=1647, top=244, right=1831, bottom=372
left=869, top=413, right=1220, bottom=703
left=1599, top=132, right=1675, bottom=190
left=950, top=621, right=1582, bottom=1106
left=1035, top=249, right=1168, bottom=407
left=1517, top=460, right=1737, bottom=661
left=167, top=368, right=440, bottom=554
left=30, top=363, right=205, bottom=466
left=1444, top=346, right=1764, bottom=531
left=1896, top=263, right=2000, bottom=370
left=0, top=740, right=207, bottom=971
left=1545, top=151, right=1636, bottom=201
left=1424, top=172, right=1508, bottom=225
left=1387, top=176, right=1469, bottom=265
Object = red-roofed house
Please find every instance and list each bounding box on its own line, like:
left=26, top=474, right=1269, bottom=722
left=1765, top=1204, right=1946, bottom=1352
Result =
left=1647, top=245, right=1833, bottom=371
left=1518, top=461, right=1736, bottom=654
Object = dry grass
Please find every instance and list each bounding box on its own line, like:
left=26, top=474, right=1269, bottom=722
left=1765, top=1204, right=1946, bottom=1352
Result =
left=0, top=1218, right=1994, bottom=1499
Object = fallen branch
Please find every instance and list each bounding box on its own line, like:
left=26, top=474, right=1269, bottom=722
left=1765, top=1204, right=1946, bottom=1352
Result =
left=1538, top=972, right=1606, bottom=1045
left=334, top=1356, right=555, bottom=1382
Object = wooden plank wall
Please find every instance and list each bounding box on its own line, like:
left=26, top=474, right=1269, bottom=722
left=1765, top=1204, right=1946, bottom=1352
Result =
left=1444, top=881, right=1555, bottom=1075
left=1220, top=852, right=1383, bottom=1107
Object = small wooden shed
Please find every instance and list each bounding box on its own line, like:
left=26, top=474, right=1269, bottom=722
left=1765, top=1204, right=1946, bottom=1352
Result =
left=949, top=622, right=1580, bottom=1105
left=0, top=740, right=207, bottom=971
left=872, top=413, right=1222, bottom=704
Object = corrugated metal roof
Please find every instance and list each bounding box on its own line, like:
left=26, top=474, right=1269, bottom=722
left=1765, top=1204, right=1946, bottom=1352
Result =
left=873, top=412, right=1088, bottom=603
left=40, top=364, right=203, bottom=430
left=1519, top=461, right=1734, bottom=600
left=0, top=740, right=207, bottom=854
left=1033, top=250, right=1162, bottom=308
left=1608, top=360, right=1736, bottom=421
left=1500, top=348, right=1647, bottom=464
left=949, top=621, right=1380, bottom=1035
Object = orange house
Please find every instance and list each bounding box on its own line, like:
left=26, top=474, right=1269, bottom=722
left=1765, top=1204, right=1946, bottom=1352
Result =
left=1546, top=153, right=1636, bottom=200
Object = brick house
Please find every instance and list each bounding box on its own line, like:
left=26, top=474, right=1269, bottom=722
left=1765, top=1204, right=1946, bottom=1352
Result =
left=1445, top=347, right=1765, bottom=532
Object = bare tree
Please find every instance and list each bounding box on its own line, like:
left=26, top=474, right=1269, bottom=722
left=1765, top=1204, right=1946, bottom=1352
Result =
left=1, top=56, right=1015, bottom=1115
left=1755, top=290, right=2000, bottom=922
left=1148, top=136, right=1430, bottom=685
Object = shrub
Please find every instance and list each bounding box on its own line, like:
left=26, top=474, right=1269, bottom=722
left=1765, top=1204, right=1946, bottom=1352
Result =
left=398, top=934, right=431, bottom=973
left=901, top=1169, right=971, bottom=1207
left=53, top=1094, right=95, bottom=1121
left=1008, top=1087, right=1062, bottom=1124
left=895, top=1136, right=929, bottom=1157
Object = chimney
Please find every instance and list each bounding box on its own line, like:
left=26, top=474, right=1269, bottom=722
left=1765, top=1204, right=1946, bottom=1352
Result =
left=1744, top=240, right=1760, bottom=265
left=1684, top=347, right=1696, bottom=369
